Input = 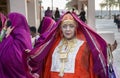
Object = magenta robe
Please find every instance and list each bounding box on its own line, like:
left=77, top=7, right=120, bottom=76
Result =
left=0, top=12, right=33, bottom=78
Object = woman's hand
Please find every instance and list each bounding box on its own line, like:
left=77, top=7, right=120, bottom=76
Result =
left=111, top=40, right=117, bottom=52
left=32, top=73, right=39, bottom=78
left=25, top=49, right=31, bottom=53
left=5, top=26, right=14, bottom=38
left=108, top=40, right=117, bottom=52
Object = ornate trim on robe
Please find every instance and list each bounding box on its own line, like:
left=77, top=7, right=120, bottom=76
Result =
left=51, top=39, right=84, bottom=73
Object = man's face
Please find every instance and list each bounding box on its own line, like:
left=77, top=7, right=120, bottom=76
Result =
left=61, top=21, right=76, bottom=40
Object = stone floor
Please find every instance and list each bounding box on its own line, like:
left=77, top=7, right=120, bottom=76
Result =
left=96, top=19, right=120, bottom=77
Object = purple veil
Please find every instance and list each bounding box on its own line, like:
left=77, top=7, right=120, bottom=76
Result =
left=0, top=12, right=32, bottom=78
left=29, top=12, right=108, bottom=78
left=29, top=16, right=56, bottom=74
left=0, top=13, right=6, bottom=31
left=35, top=16, right=56, bottom=47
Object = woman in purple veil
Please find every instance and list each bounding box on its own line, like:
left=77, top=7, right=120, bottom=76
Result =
left=29, top=12, right=109, bottom=78
left=0, top=12, right=33, bottom=78
left=28, top=16, right=56, bottom=77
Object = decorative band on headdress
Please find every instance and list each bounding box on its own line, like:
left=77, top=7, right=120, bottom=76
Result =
left=61, top=13, right=77, bottom=25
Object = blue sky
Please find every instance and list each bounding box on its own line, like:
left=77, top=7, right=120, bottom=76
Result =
left=42, top=0, right=103, bottom=10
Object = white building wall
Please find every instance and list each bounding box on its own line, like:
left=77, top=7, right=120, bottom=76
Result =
left=27, top=0, right=36, bottom=26
left=77, top=0, right=95, bottom=30
left=87, top=0, right=95, bottom=30
left=9, top=0, right=40, bottom=29
left=78, top=1, right=82, bottom=12
left=35, top=0, right=40, bottom=29
left=26, top=0, right=40, bottom=29
left=9, top=0, right=28, bottom=20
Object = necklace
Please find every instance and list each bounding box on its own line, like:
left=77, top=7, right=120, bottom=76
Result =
left=58, top=38, right=77, bottom=77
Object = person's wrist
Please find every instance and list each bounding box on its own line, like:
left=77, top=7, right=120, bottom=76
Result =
left=3, top=26, right=7, bottom=30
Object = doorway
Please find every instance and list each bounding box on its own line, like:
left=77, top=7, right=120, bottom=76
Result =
left=0, top=0, right=9, bottom=15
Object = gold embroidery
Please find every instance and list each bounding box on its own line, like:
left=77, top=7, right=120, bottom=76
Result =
left=57, top=38, right=77, bottom=77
